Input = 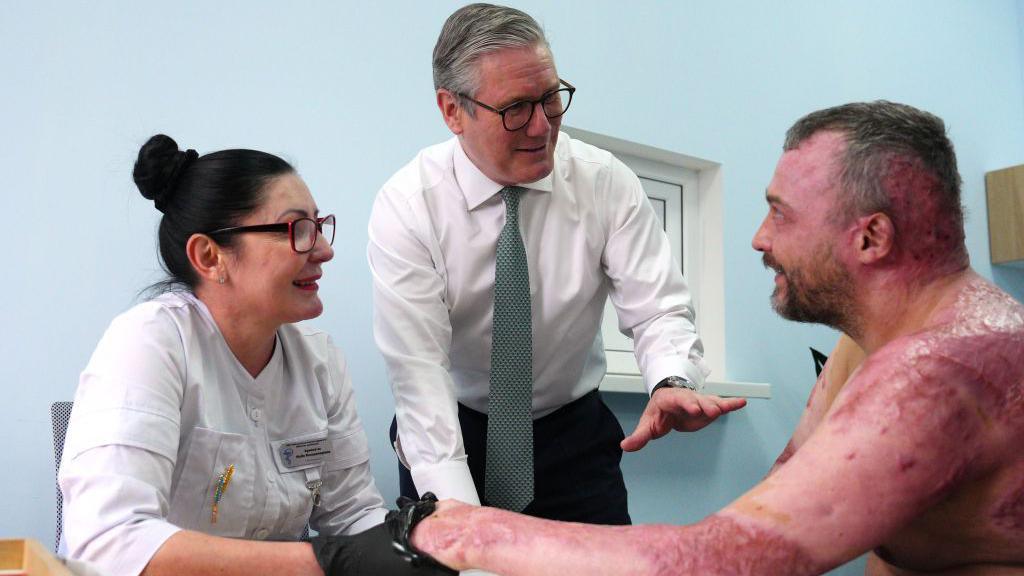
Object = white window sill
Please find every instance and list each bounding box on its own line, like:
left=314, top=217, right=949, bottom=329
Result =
left=600, top=374, right=771, bottom=398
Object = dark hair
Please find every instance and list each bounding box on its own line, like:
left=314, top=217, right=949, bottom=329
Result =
left=133, top=134, right=295, bottom=292
left=784, top=101, right=967, bottom=267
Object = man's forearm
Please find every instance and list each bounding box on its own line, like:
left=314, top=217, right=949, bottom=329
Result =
left=413, top=504, right=658, bottom=575
left=413, top=504, right=821, bottom=576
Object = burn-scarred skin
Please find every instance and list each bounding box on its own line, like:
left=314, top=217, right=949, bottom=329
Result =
left=768, top=277, right=1024, bottom=573
left=413, top=503, right=820, bottom=575
left=879, top=156, right=969, bottom=279
left=411, top=276, right=1024, bottom=576
left=408, top=129, right=1024, bottom=575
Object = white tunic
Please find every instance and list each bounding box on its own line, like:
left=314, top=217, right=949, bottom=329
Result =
left=59, top=292, right=387, bottom=576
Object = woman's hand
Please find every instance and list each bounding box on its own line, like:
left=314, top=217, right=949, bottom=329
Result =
left=313, top=522, right=455, bottom=575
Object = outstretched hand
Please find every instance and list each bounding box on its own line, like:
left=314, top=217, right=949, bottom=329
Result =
left=621, top=388, right=747, bottom=452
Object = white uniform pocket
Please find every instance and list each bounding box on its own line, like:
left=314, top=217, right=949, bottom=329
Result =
left=270, top=429, right=330, bottom=537
left=168, top=427, right=254, bottom=537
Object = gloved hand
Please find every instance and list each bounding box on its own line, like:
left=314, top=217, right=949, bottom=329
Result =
left=311, top=520, right=455, bottom=576
left=384, top=492, right=452, bottom=571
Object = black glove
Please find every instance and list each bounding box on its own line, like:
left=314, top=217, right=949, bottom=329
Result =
left=311, top=521, right=455, bottom=576
left=384, top=492, right=451, bottom=570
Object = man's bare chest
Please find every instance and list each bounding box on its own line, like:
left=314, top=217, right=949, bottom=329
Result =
left=875, top=462, right=1024, bottom=571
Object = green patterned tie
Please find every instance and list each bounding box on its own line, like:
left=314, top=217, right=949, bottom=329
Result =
left=485, top=185, right=534, bottom=512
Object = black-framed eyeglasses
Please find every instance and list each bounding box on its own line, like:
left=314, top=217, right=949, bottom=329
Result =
left=206, top=214, right=336, bottom=254
left=458, top=78, right=575, bottom=131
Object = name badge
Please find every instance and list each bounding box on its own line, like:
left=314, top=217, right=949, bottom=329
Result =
left=278, top=438, right=332, bottom=469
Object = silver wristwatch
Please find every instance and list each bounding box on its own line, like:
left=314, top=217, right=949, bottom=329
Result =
left=651, top=375, right=698, bottom=396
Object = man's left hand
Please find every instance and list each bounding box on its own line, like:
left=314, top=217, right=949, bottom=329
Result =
left=621, top=388, right=747, bottom=451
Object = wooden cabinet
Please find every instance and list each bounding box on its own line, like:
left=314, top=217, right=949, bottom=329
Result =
left=0, top=539, right=72, bottom=575
left=986, top=164, right=1024, bottom=264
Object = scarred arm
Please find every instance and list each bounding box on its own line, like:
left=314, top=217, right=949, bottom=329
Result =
left=770, top=334, right=866, bottom=473
left=412, top=337, right=992, bottom=575
left=413, top=501, right=818, bottom=575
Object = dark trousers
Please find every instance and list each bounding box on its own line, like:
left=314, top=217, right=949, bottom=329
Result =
left=390, top=389, right=631, bottom=525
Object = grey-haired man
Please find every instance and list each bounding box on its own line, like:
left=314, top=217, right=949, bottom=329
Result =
left=369, top=2, right=743, bottom=525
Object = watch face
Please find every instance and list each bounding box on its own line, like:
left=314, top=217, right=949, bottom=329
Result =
left=653, top=376, right=698, bottom=396
left=669, top=376, right=696, bottom=391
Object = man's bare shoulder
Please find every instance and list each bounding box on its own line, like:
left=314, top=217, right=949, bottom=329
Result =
left=822, top=334, right=867, bottom=407
left=834, top=277, right=1024, bottom=421
left=727, top=278, right=1024, bottom=571
left=824, top=277, right=1024, bottom=571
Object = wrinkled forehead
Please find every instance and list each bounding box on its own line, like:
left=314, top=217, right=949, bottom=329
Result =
left=770, top=130, right=846, bottom=204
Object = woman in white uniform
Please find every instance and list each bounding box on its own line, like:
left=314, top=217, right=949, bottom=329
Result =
left=59, top=135, right=453, bottom=576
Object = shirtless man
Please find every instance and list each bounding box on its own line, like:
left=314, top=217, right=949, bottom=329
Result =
left=398, top=101, right=1024, bottom=575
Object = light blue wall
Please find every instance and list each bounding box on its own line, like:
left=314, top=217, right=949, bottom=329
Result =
left=992, top=0, right=1024, bottom=303
left=2, top=2, right=1023, bottom=574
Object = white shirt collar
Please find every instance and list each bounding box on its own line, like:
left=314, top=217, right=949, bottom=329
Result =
left=453, top=137, right=555, bottom=211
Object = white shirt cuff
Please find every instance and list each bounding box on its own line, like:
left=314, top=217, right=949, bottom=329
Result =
left=409, top=460, right=481, bottom=505
left=644, top=357, right=707, bottom=394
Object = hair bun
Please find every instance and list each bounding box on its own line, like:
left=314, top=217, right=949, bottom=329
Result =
left=133, top=134, right=199, bottom=212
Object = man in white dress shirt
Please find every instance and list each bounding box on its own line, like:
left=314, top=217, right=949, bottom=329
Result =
left=369, top=3, right=745, bottom=524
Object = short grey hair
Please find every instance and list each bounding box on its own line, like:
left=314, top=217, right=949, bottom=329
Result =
left=785, top=100, right=968, bottom=269
left=433, top=3, right=550, bottom=117
left=784, top=101, right=963, bottom=225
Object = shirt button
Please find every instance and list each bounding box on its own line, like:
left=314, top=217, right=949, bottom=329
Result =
left=266, top=471, right=275, bottom=484
left=255, top=528, right=270, bottom=540
left=250, top=408, right=262, bottom=422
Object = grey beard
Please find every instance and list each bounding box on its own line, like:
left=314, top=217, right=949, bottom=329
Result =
left=768, top=257, right=859, bottom=335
